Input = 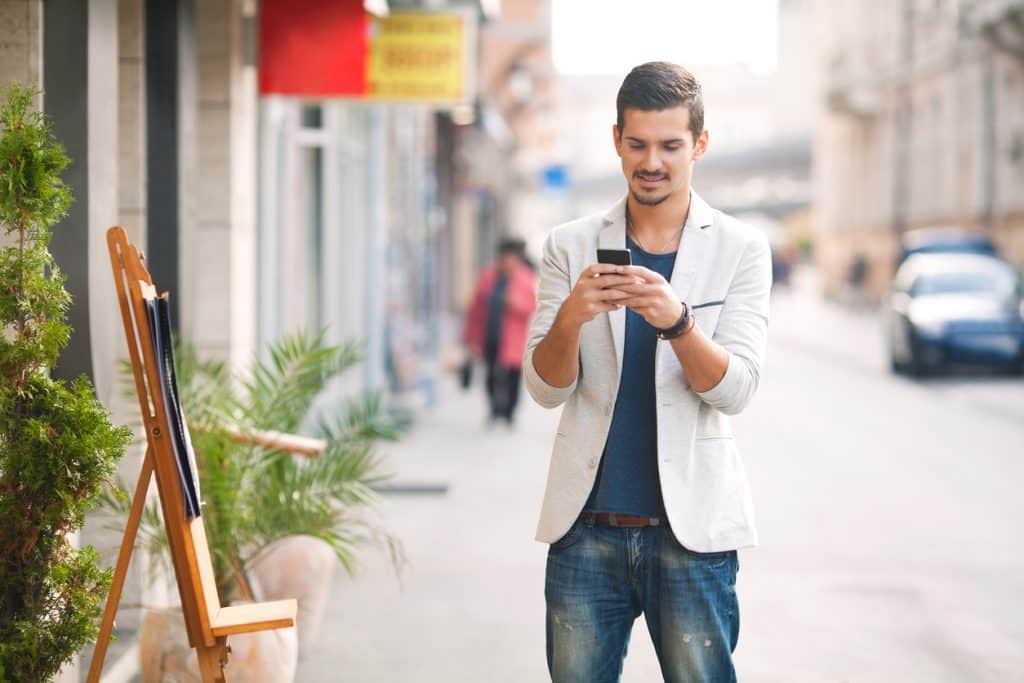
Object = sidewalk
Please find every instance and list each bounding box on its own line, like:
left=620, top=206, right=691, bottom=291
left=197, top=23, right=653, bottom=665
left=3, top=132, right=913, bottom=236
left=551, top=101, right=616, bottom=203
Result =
left=296, top=375, right=667, bottom=681
left=295, top=270, right=902, bottom=682
left=296, top=267, right=1024, bottom=681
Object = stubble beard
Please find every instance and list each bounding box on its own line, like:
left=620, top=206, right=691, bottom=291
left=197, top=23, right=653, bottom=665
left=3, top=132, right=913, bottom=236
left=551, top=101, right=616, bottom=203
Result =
left=630, top=188, right=671, bottom=206
left=630, top=169, right=674, bottom=206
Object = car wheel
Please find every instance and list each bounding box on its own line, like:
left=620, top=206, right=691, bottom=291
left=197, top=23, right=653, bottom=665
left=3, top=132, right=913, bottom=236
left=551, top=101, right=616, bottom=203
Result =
left=907, top=344, right=928, bottom=378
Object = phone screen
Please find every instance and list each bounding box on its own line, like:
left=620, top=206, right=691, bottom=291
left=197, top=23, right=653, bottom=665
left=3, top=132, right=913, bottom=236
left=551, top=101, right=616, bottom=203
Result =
left=597, top=248, right=632, bottom=267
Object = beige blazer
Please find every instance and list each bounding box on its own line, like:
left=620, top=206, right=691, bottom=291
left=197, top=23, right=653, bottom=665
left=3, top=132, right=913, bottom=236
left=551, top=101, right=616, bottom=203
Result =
left=524, top=191, right=772, bottom=552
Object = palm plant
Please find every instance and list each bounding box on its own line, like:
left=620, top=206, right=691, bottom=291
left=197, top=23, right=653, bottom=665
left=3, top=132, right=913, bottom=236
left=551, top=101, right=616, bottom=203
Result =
left=102, top=330, right=403, bottom=601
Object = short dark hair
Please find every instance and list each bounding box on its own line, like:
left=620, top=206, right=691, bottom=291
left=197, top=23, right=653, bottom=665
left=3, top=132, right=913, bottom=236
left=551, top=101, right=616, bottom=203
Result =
left=616, top=62, right=704, bottom=143
left=497, top=237, right=526, bottom=257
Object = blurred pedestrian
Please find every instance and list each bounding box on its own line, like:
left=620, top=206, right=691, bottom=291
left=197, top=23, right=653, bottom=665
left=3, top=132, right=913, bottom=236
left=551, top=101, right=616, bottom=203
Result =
left=845, top=252, right=870, bottom=307
left=849, top=252, right=868, bottom=289
left=524, top=62, right=771, bottom=681
left=771, top=244, right=793, bottom=288
left=463, top=238, right=537, bottom=426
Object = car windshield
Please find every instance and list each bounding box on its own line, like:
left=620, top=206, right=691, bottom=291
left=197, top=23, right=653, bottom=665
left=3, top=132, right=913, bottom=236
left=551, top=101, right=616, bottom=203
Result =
left=911, top=269, right=1017, bottom=298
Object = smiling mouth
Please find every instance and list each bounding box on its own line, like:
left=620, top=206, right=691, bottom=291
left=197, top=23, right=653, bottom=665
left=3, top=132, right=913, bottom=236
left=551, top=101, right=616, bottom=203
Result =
left=636, top=175, right=665, bottom=186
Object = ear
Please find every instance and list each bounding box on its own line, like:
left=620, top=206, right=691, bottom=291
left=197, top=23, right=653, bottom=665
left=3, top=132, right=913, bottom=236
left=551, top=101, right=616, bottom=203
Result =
left=612, top=123, right=623, bottom=158
left=693, top=129, right=709, bottom=161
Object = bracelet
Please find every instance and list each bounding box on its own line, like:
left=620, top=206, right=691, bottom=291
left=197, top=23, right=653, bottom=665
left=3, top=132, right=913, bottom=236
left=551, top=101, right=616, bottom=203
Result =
left=656, top=302, right=693, bottom=341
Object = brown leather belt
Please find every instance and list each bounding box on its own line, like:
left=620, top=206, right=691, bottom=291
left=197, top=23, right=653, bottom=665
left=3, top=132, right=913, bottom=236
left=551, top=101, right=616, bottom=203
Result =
left=583, top=511, right=662, bottom=528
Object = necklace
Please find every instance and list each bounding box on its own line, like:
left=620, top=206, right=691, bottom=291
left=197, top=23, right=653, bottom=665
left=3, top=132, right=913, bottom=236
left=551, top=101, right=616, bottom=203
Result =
left=625, top=204, right=689, bottom=254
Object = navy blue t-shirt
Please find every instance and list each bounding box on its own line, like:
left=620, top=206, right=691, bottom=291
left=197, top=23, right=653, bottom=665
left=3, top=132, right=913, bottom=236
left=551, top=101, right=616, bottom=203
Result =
left=584, top=236, right=677, bottom=517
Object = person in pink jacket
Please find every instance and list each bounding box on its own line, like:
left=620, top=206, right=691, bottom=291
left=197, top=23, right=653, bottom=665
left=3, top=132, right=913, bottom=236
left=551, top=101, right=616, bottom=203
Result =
left=463, top=238, right=537, bottom=425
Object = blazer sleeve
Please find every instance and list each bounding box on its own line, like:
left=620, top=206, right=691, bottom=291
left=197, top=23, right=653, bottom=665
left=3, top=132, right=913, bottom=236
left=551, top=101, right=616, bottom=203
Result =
left=523, top=229, right=578, bottom=409
left=695, top=231, right=772, bottom=415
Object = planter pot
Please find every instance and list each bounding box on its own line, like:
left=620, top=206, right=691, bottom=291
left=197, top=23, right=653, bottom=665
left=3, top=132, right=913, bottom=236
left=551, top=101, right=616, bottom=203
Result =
left=138, top=606, right=297, bottom=682
left=136, top=535, right=333, bottom=679
left=249, top=534, right=337, bottom=652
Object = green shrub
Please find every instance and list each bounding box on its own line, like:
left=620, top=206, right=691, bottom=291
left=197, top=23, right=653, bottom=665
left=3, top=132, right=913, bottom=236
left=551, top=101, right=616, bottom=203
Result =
left=0, top=83, right=132, bottom=682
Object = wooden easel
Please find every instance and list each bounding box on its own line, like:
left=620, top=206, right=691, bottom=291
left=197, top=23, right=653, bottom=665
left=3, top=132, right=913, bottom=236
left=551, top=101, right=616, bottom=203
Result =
left=88, top=227, right=303, bottom=682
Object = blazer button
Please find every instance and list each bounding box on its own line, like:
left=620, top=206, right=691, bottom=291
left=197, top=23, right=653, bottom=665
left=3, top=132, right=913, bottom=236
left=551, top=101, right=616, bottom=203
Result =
left=604, top=404, right=612, bottom=416
left=589, top=458, right=598, bottom=469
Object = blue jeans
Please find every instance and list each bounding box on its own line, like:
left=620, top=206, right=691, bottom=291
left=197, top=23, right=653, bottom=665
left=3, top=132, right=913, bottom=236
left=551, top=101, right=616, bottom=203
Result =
left=545, top=516, right=740, bottom=682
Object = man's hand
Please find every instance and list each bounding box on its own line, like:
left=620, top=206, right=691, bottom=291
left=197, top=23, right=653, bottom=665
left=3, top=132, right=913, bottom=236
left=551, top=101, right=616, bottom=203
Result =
left=559, top=264, right=642, bottom=329
left=530, top=264, right=640, bottom=389
left=611, top=265, right=683, bottom=329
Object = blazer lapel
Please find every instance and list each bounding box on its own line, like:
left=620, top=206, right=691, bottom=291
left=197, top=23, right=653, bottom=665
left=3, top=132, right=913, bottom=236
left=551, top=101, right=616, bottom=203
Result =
left=668, top=190, right=713, bottom=302
left=598, top=197, right=628, bottom=379
left=600, top=191, right=714, bottom=384
left=657, top=190, right=714, bottom=384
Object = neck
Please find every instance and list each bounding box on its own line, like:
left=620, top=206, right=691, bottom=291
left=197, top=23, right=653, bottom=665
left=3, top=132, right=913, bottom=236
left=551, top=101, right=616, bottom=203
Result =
left=626, top=187, right=692, bottom=241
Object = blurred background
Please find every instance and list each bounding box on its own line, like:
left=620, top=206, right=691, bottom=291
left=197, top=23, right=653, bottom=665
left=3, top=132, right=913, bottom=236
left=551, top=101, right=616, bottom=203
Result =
left=2, top=0, right=1022, bottom=680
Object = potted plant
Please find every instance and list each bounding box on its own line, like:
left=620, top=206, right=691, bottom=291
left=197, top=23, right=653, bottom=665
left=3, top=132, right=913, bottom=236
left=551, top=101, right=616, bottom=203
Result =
left=101, top=331, right=403, bottom=681
left=0, top=83, right=133, bottom=681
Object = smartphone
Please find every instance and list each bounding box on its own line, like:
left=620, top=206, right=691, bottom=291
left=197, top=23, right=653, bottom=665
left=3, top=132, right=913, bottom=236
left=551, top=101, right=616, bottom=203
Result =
left=597, top=248, right=632, bottom=267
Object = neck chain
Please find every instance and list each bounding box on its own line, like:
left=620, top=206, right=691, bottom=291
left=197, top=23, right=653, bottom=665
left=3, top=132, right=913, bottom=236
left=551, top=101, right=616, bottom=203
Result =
left=625, top=204, right=689, bottom=254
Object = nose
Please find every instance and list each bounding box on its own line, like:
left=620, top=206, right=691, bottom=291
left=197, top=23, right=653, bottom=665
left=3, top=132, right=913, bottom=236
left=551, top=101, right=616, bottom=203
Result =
left=641, top=148, right=662, bottom=173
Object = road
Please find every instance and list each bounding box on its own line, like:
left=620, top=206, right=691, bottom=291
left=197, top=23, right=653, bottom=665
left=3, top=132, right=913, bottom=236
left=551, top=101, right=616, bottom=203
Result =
left=298, top=267, right=1024, bottom=682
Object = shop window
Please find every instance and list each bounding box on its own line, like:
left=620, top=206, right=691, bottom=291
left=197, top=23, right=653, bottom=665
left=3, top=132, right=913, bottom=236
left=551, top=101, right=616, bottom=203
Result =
left=301, top=103, right=323, bottom=129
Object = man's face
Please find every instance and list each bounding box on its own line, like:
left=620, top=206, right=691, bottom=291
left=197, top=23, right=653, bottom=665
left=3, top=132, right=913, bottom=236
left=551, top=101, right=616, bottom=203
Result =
left=613, top=106, right=708, bottom=207
left=499, top=251, right=521, bottom=275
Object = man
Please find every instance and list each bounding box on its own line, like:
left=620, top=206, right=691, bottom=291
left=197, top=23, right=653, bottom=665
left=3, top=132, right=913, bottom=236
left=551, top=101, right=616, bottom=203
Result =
left=524, top=62, right=771, bottom=682
left=464, top=238, right=537, bottom=425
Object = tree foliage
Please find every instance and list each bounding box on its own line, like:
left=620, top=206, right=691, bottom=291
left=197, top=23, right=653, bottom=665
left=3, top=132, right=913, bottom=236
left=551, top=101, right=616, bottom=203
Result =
left=0, top=83, right=132, bottom=682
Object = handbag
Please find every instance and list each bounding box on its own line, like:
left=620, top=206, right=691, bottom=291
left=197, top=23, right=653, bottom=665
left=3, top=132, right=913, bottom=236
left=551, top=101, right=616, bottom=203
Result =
left=459, top=358, right=473, bottom=390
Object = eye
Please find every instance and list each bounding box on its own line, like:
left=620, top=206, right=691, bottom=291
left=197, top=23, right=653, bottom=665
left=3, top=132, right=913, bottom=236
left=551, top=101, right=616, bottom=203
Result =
left=629, top=144, right=643, bottom=151
left=664, top=144, right=682, bottom=152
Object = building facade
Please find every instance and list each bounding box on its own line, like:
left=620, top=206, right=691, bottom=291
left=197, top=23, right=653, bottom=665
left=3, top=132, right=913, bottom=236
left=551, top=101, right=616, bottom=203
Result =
left=817, top=0, right=1024, bottom=298
left=1, top=0, right=553, bottom=679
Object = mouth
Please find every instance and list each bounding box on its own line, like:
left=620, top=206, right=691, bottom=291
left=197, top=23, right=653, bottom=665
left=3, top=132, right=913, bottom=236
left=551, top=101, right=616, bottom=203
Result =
left=635, top=174, right=666, bottom=188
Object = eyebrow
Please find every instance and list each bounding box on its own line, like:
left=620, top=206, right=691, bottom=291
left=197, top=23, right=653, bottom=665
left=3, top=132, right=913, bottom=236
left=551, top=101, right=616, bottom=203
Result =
left=624, top=136, right=686, bottom=145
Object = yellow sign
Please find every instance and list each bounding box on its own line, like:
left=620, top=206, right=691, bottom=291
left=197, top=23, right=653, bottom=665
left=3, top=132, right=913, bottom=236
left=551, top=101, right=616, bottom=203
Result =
left=367, top=11, right=476, bottom=104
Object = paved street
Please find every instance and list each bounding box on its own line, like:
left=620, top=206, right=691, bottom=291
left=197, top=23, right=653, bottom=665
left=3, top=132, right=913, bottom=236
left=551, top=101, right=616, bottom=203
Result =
left=299, top=268, right=1024, bottom=682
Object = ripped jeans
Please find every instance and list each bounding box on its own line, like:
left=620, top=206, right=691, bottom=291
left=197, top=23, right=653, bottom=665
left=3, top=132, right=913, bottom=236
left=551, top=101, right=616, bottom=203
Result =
left=545, top=516, right=740, bottom=683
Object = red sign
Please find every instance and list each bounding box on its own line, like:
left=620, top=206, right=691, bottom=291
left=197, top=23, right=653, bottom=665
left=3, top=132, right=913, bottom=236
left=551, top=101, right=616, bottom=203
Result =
left=259, top=0, right=368, bottom=96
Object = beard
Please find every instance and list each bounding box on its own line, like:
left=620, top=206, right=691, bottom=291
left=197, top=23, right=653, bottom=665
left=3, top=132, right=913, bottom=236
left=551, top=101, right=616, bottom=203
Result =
left=630, top=172, right=672, bottom=206
left=630, top=188, right=671, bottom=206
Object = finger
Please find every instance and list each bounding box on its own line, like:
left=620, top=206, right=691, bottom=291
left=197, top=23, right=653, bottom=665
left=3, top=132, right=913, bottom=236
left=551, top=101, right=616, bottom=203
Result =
left=594, top=275, right=643, bottom=289
left=619, top=297, right=654, bottom=309
left=621, top=265, right=661, bottom=282
left=583, top=263, right=625, bottom=279
left=605, top=283, right=652, bottom=295
left=616, top=297, right=638, bottom=309
left=595, top=288, right=633, bottom=302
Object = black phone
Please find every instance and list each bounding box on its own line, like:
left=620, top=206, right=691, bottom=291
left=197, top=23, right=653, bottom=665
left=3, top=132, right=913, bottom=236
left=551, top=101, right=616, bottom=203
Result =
left=597, top=248, right=632, bottom=267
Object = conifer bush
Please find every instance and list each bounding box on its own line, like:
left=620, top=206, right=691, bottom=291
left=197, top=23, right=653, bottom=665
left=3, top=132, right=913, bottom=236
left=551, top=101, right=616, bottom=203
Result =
left=0, top=83, right=132, bottom=682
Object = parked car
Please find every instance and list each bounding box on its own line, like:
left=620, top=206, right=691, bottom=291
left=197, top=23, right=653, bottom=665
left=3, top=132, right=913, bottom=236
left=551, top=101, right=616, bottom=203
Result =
left=898, top=226, right=998, bottom=265
left=885, top=253, right=1024, bottom=376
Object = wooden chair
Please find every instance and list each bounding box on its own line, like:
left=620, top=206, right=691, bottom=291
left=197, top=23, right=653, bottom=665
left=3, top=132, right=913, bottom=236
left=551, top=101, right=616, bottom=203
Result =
left=88, top=227, right=314, bottom=682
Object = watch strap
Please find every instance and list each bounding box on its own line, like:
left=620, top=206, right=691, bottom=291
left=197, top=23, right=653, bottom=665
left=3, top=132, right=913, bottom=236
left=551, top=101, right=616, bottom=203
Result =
left=656, top=301, right=693, bottom=340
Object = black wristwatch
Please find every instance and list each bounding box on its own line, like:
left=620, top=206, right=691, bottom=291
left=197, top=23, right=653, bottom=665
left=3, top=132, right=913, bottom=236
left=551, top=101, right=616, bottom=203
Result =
left=656, top=302, right=693, bottom=340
